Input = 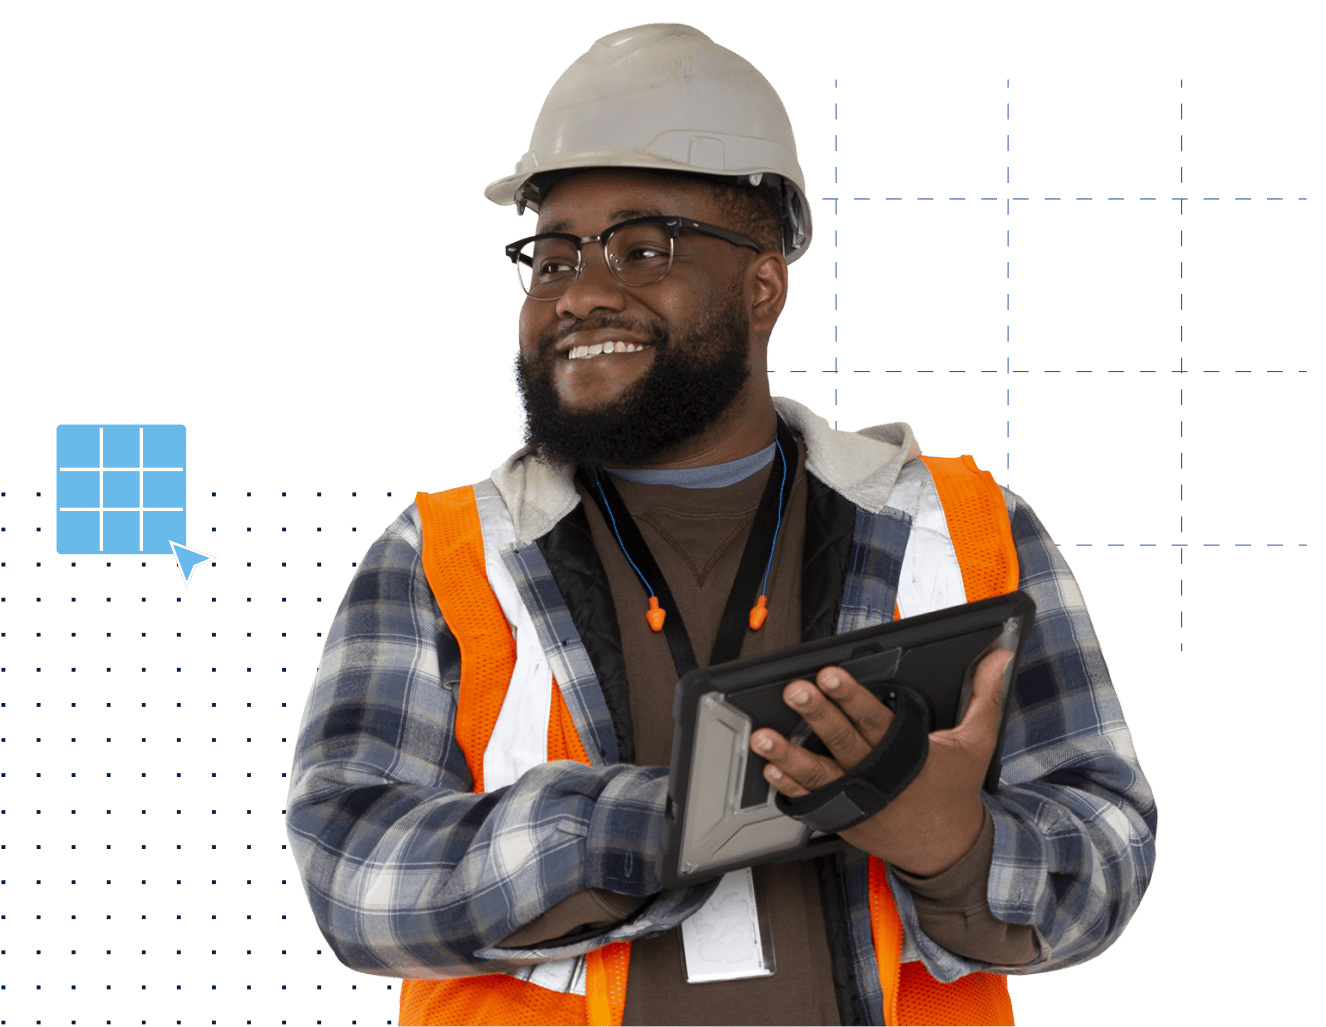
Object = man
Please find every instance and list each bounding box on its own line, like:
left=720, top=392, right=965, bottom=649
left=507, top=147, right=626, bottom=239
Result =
left=287, top=23, right=1155, bottom=1026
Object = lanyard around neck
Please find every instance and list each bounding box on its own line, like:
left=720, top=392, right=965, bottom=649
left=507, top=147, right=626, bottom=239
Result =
left=577, top=417, right=798, bottom=680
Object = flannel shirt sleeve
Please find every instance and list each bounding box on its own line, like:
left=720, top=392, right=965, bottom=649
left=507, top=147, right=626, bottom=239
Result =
left=285, top=507, right=710, bottom=980
left=890, top=491, right=1158, bottom=982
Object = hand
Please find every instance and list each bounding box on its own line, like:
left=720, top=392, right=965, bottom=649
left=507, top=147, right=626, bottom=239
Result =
left=749, top=648, right=1013, bottom=877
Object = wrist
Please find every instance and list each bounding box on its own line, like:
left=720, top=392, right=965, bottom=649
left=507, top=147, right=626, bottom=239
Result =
left=870, top=795, right=987, bottom=877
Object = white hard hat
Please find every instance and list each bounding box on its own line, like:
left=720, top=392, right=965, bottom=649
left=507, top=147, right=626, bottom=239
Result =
left=485, top=23, right=812, bottom=262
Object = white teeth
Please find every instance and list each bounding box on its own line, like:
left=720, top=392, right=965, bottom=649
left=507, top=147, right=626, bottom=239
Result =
left=568, top=341, right=646, bottom=359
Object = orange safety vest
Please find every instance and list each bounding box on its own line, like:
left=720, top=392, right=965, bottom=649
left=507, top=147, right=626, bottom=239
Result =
left=401, top=455, right=1017, bottom=1026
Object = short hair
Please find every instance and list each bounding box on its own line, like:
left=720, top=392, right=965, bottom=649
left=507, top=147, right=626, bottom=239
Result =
left=703, top=177, right=785, bottom=256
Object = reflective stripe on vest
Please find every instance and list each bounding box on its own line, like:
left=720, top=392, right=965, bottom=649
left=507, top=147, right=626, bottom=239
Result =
left=870, top=455, right=1017, bottom=1026
left=405, top=454, right=1016, bottom=1026
left=403, top=484, right=626, bottom=1027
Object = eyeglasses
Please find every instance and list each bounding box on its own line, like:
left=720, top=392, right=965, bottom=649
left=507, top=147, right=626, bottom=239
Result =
left=505, top=215, right=761, bottom=301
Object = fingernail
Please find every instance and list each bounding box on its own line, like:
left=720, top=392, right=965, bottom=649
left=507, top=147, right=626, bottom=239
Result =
left=754, top=735, right=772, bottom=752
left=789, top=688, right=809, bottom=706
left=767, top=766, right=783, bottom=781
left=821, top=671, right=841, bottom=690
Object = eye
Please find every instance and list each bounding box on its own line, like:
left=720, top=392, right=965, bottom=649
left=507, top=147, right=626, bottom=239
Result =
left=534, top=256, right=577, bottom=278
left=620, top=243, right=669, bottom=263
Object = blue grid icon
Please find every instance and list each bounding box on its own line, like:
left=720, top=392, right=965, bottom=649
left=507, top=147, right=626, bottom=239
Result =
left=56, top=425, right=186, bottom=554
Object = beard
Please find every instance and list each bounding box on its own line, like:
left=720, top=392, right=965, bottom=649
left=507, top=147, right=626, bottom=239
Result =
left=515, top=291, right=752, bottom=468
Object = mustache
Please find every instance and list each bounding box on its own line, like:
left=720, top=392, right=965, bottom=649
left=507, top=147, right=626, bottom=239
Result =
left=538, top=315, right=669, bottom=351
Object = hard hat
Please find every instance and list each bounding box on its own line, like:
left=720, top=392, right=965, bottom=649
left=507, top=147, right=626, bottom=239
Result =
left=485, top=23, right=812, bottom=262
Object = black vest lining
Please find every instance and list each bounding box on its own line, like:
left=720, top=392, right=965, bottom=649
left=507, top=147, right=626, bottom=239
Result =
left=536, top=471, right=865, bottom=1025
left=534, top=504, right=637, bottom=765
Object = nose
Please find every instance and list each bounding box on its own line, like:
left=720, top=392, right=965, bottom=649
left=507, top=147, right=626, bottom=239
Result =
left=554, top=242, right=628, bottom=321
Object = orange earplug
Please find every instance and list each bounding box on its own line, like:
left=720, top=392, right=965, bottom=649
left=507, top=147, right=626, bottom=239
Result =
left=748, top=595, right=769, bottom=631
left=645, top=596, right=667, bottom=632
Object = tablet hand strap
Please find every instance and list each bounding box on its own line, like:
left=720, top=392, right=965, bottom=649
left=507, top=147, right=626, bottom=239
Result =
left=774, top=686, right=931, bottom=834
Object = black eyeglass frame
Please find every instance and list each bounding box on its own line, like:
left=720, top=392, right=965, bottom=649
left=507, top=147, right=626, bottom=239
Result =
left=504, top=215, right=762, bottom=301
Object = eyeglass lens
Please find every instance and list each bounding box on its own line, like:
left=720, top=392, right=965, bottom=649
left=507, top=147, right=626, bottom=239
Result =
left=517, top=222, right=675, bottom=298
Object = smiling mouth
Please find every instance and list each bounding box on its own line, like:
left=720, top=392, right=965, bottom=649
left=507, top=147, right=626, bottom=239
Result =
left=567, top=341, right=649, bottom=360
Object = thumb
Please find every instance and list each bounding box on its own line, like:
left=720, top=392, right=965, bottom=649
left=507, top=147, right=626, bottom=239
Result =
left=956, top=648, right=1013, bottom=742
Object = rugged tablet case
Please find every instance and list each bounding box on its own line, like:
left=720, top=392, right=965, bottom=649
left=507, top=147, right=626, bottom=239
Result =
left=660, top=591, right=1035, bottom=889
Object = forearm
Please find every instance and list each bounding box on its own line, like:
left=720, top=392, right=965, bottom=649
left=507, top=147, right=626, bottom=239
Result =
left=286, top=510, right=709, bottom=978
left=896, top=494, right=1156, bottom=981
left=498, top=889, right=648, bottom=949
left=892, top=807, right=1039, bottom=965
left=287, top=757, right=681, bottom=977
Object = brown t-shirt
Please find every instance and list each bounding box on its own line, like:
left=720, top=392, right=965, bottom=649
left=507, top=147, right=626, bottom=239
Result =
left=584, top=450, right=842, bottom=1026
left=500, top=445, right=1037, bottom=1020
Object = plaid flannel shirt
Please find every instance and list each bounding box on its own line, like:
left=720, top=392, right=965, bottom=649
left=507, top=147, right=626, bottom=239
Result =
left=286, top=438, right=1156, bottom=1014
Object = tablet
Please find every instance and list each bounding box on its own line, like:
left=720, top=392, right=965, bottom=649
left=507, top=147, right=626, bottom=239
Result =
left=660, top=591, right=1035, bottom=888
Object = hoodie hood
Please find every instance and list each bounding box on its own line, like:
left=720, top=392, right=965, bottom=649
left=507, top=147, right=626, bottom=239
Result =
left=488, top=396, right=919, bottom=545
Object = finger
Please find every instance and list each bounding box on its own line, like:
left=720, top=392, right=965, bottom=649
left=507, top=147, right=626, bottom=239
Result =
left=763, top=760, right=811, bottom=798
left=815, top=666, right=896, bottom=746
left=954, top=648, right=1013, bottom=742
left=750, top=727, right=844, bottom=798
left=783, top=678, right=876, bottom=770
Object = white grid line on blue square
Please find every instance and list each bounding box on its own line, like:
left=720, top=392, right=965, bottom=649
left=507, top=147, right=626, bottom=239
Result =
left=56, top=423, right=187, bottom=554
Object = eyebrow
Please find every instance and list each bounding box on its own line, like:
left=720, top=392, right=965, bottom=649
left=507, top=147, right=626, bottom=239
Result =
left=541, top=208, right=667, bottom=235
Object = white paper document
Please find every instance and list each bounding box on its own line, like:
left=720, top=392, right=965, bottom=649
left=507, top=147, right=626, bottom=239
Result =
left=680, top=867, right=776, bottom=983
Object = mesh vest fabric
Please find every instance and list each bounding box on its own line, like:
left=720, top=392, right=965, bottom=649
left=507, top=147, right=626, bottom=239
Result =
left=920, top=456, right=1020, bottom=600
left=869, top=457, right=1016, bottom=1026
left=404, top=457, right=1018, bottom=1025
left=401, top=487, right=627, bottom=1026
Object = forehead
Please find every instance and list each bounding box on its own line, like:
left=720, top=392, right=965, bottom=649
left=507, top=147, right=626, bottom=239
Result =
left=534, top=170, right=724, bottom=235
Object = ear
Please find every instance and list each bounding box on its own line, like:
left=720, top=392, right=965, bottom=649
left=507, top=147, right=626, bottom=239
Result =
left=746, top=250, right=789, bottom=337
